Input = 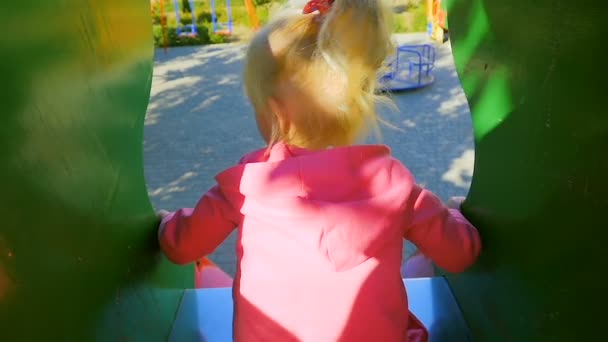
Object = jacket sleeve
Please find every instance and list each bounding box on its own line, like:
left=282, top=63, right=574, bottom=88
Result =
left=158, top=185, right=240, bottom=265
left=403, top=185, right=481, bottom=273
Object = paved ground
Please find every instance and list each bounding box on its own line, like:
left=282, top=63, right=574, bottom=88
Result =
left=143, top=33, right=475, bottom=276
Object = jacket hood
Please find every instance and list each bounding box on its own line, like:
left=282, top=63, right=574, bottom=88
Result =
left=216, top=143, right=414, bottom=271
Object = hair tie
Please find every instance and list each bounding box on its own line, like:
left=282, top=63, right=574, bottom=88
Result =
left=302, top=0, right=335, bottom=15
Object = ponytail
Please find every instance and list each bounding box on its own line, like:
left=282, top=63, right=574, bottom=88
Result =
left=243, top=0, right=394, bottom=150
left=318, top=0, right=394, bottom=141
left=319, top=0, right=393, bottom=72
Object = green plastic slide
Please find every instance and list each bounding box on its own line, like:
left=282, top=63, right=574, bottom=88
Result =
left=0, top=1, right=190, bottom=340
left=445, top=0, right=606, bottom=340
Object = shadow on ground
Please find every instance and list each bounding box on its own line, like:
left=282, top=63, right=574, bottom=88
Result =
left=143, top=34, right=475, bottom=275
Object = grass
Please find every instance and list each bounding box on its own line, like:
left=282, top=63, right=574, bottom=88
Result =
left=150, top=0, right=429, bottom=45
left=151, top=0, right=281, bottom=29
left=393, top=1, right=428, bottom=33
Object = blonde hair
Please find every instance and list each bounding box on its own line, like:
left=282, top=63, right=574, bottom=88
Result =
left=243, top=0, right=394, bottom=150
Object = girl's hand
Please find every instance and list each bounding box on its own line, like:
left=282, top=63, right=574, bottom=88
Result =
left=156, top=210, right=171, bottom=239
left=401, top=251, right=435, bottom=278
left=447, top=196, right=466, bottom=210
left=157, top=209, right=171, bottom=220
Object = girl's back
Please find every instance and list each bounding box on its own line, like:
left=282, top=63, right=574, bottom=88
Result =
left=225, top=143, right=410, bottom=340
left=160, top=143, right=480, bottom=340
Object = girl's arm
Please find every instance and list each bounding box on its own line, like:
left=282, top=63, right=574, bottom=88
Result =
left=403, top=186, right=481, bottom=273
left=158, top=185, right=240, bottom=265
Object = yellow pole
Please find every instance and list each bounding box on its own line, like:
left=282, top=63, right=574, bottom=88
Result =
left=159, top=0, right=168, bottom=52
left=244, top=0, right=260, bottom=30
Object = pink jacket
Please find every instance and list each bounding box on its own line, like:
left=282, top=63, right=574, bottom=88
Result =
left=159, top=143, right=481, bottom=341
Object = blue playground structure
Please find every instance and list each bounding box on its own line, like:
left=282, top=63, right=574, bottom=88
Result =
left=173, top=0, right=198, bottom=36
left=210, top=0, right=233, bottom=35
left=378, top=44, right=436, bottom=92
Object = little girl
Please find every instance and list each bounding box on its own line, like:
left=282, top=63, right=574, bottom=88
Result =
left=158, top=0, right=481, bottom=340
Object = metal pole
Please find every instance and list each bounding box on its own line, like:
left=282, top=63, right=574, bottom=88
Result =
left=188, top=0, right=197, bottom=34
left=173, top=0, right=182, bottom=34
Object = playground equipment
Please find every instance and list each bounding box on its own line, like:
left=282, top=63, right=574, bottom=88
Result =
left=1, top=0, right=606, bottom=340
left=173, top=0, right=198, bottom=36
left=245, top=0, right=261, bottom=31
left=210, top=0, right=233, bottom=35
left=195, top=258, right=233, bottom=288
left=427, top=0, right=448, bottom=43
left=154, top=0, right=260, bottom=49
left=155, top=0, right=169, bottom=51
left=378, top=44, right=436, bottom=92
